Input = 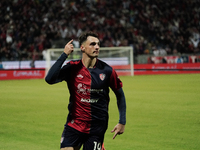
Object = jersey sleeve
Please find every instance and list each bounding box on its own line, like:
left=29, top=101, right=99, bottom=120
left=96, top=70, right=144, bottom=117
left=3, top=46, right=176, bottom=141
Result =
left=109, top=68, right=126, bottom=125
left=109, top=68, right=123, bottom=92
left=114, top=88, right=126, bottom=125
left=45, top=52, right=70, bottom=84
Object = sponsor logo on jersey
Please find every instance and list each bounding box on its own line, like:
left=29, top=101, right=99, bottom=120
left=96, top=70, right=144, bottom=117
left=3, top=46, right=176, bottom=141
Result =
left=99, top=73, right=106, bottom=81
left=77, top=83, right=87, bottom=95
left=77, top=83, right=103, bottom=95
left=81, top=98, right=99, bottom=103
left=77, top=74, right=83, bottom=78
left=89, top=89, right=103, bottom=93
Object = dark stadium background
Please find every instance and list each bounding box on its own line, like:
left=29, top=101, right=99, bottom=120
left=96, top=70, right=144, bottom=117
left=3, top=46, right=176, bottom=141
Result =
left=0, top=0, right=200, bottom=78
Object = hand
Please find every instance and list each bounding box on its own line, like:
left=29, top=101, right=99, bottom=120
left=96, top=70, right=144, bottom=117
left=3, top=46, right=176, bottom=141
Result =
left=64, top=39, right=74, bottom=55
left=111, top=123, right=125, bottom=139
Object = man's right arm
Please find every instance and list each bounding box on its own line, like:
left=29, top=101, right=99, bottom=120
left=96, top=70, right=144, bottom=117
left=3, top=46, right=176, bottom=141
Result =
left=45, top=39, right=74, bottom=84
left=45, top=53, right=68, bottom=84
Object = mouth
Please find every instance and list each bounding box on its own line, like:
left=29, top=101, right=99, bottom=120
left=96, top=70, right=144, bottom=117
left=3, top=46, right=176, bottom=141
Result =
left=93, top=51, right=99, bottom=54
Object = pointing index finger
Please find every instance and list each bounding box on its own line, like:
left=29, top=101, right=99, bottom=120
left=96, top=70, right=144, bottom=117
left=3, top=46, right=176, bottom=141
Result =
left=67, top=39, right=73, bottom=44
left=113, top=131, right=118, bottom=139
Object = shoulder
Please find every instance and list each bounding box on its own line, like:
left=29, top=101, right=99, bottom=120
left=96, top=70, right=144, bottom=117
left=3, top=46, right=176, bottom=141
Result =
left=96, top=59, right=112, bottom=70
left=62, top=59, right=81, bottom=70
left=96, top=59, right=116, bottom=79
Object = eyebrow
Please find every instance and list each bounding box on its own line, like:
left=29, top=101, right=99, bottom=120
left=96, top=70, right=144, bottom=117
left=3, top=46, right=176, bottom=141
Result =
left=90, top=42, right=100, bottom=46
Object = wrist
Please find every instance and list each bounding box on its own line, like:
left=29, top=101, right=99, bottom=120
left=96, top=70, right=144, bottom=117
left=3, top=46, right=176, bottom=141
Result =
left=62, top=52, right=68, bottom=58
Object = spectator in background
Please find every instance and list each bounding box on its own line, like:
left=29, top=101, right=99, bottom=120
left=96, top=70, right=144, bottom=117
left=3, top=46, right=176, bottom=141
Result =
left=0, top=0, right=200, bottom=62
left=176, top=55, right=183, bottom=63
left=0, top=61, right=3, bottom=69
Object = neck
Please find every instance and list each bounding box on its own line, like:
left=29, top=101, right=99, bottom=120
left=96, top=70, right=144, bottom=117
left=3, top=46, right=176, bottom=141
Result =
left=82, top=57, right=97, bottom=68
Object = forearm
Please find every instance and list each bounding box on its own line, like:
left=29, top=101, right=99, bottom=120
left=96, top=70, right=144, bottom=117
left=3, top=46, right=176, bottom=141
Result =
left=45, top=52, right=68, bottom=84
left=115, top=88, right=126, bottom=125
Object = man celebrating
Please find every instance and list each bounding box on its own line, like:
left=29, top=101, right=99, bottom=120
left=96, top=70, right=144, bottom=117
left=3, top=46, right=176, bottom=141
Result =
left=45, top=31, right=126, bottom=150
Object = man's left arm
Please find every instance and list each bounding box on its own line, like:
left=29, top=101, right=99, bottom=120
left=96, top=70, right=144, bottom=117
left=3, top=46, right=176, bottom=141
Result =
left=111, top=88, right=126, bottom=139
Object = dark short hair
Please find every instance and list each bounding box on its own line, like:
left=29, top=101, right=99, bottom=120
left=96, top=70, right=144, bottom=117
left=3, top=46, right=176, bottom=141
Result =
left=78, top=31, right=99, bottom=46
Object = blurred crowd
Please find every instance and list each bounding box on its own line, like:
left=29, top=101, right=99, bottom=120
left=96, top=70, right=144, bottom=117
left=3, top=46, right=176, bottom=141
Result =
left=0, top=0, right=200, bottom=61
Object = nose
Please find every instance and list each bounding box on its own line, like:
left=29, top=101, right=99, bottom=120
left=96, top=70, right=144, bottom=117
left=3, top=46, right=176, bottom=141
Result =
left=95, top=43, right=99, bottom=49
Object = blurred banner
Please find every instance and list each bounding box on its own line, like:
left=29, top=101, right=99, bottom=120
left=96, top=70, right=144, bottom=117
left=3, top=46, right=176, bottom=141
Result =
left=0, top=69, right=45, bottom=80
left=1, top=63, right=200, bottom=80
left=112, top=63, right=200, bottom=76
left=148, top=55, right=200, bottom=64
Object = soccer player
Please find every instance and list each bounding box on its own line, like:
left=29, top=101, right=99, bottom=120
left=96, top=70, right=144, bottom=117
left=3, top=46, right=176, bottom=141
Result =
left=45, top=31, right=126, bottom=150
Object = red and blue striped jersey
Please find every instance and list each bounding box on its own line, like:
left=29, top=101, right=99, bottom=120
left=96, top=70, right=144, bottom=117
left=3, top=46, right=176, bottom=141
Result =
left=46, top=53, right=123, bottom=134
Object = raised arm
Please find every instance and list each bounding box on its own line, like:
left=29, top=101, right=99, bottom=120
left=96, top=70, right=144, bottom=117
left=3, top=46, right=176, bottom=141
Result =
left=45, top=40, right=74, bottom=84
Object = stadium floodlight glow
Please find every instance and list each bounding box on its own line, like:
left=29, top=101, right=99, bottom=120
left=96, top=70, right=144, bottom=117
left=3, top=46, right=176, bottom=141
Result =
left=45, top=46, right=134, bottom=76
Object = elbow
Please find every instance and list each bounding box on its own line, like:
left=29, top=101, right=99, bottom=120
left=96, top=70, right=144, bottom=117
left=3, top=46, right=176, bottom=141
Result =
left=45, top=76, right=54, bottom=85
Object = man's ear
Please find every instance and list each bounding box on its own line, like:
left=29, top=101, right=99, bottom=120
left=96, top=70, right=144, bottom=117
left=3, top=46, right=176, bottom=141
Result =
left=80, top=45, right=85, bottom=52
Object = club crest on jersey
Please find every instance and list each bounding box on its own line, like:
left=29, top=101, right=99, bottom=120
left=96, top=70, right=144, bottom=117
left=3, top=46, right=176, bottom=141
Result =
left=99, top=73, right=106, bottom=81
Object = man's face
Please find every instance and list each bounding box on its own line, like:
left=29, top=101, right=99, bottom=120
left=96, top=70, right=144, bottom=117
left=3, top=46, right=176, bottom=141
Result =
left=81, top=36, right=100, bottom=58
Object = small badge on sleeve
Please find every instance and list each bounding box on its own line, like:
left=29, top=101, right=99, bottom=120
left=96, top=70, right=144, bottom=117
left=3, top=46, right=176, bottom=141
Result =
left=61, top=137, right=64, bottom=143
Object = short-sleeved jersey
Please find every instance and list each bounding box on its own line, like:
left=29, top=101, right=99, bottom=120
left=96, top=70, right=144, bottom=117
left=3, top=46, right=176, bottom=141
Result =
left=58, top=58, right=122, bottom=135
